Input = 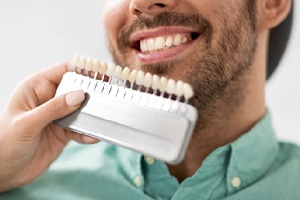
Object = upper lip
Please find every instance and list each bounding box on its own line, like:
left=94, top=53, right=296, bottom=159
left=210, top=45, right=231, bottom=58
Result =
left=129, top=26, right=201, bottom=50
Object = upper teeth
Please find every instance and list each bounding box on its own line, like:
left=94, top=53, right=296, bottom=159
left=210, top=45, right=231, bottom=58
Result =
left=140, top=33, right=190, bottom=53
left=72, top=54, right=194, bottom=101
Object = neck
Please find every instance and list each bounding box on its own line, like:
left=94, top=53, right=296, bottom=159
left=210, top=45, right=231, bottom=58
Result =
left=167, top=32, right=268, bottom=182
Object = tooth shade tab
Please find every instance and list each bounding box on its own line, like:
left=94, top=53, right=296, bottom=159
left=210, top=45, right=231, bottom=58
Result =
left=183, top=83, right=194, bottom=100
left=92, top=59, right=101, bottom=72
left=72, top=54, right=80, bottom=67
left=114, top=65, right=122, bottom=79
left=167, top=79, right=176, bottom=94
left=136, top=71, right=145, bottom=86
left=144, top=73, right=153, bottom=88
left=100, top=62, right=108, bottom=75
left=86, top=58, right=93, bottom=71
left=128, top=70, right=138, bottom=83
left=152, top=75, right=160, bottom=90
left=121, top=67, right=130, bottom=81
left=78, top=56, right=86, bottom=69
left=175, top=80, right=184, bottom=97
left=159, top=77, right=168, bottom=93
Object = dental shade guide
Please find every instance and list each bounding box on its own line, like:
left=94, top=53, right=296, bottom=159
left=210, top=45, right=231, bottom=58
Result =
left=53, top=54, right=198, bottom=164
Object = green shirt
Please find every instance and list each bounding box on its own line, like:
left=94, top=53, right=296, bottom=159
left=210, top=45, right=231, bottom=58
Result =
left=1, top=112, right=300, bottom=200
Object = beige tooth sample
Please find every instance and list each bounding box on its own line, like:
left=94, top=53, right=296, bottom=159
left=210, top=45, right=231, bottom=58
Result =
left=144, top=73, right=153, bottom=88
left=72, top=54, right=80, bottom=67
left=183, top=83, right=194, bottom=101
left=175, top=80, right=184, bottom=97
left=120, top=67, right=130, bottom=80
left=165, top=36, right=173, bottom=47
left=106, top=63, right=116, bottom=77
left=147, top=39, right=156, bottom=51
left=99, top=62, right=108, bottom=75
left=166, top=79, right=176, bottom=95
left=173, top=34, right=181, bottom=46
left=92, top=59, right=101, bottom=72
left=128, top=70, right=138, bottom=83
left=151, top=75, right=160, bottom=91
left=159, top=77, right=168, bottom=93
left=113, top=65, right=122, bottom=79
left=136, top=71, right=145, bottom=86
left=85, top=58, right=93, bottom=71
left=155, top=36, right=165, bottom=50
left=78, top=56, right=86, bottom=69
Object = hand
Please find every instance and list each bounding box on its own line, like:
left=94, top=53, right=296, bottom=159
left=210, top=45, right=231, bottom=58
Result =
left=0, top=62, right=99, bottom=192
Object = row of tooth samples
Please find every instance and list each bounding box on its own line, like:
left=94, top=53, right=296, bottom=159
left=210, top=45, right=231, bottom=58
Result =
left=72, top=54, right=194, bottom=102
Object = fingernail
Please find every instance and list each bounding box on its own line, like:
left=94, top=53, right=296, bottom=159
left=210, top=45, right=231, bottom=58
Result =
left=66, top=90, right=85, bottom=107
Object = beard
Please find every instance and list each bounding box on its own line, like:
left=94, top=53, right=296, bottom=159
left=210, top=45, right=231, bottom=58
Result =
left=108, top=1, right=258, bottom=114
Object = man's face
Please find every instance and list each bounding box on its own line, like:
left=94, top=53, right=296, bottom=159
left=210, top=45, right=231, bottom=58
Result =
left=104, top=0, right=257, bottom=110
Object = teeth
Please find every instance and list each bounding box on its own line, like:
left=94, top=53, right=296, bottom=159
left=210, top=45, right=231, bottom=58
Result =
left=136, top=71, right=145, bottom=86
left=78, top=56, right=86, bottom=69
left=85, top=58, right=93, bottom=71
left=113, top=65, right=122, bottom=79
left=121, top=67, right=130, bottom=81
left=71, top=55, right=194, bottom=102
left=93, top=59, right=101, bottom=72
left=144, top=73, right=152, bottom=88
left=140, top=33, right=191, bottom=53
left=173, top=34, right=181, bottom=46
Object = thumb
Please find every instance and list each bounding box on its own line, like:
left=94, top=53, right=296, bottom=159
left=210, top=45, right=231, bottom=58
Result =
left=28, top=90, right=85, bottom=130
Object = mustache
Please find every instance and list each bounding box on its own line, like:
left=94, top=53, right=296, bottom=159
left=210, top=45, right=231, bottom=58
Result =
left=118, top=12, right=213, bottom=48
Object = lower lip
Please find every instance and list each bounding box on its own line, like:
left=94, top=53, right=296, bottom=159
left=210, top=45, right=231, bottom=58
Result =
left=136, top=40, right=195, bottom=64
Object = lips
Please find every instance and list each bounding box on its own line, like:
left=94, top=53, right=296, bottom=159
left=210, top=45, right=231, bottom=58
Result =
left=130, top=27, right=201, bottom=63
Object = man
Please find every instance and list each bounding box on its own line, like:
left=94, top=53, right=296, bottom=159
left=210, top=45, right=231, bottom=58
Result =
left=0, top=0, right=298, bottom=199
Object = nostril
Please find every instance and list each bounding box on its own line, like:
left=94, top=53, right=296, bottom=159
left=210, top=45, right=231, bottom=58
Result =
left=155, top=3, right=166, bottom=8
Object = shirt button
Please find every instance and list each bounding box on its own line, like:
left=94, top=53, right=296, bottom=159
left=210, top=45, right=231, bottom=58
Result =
left=231, top=176, right=241, bottom=188
left=134, top=176, right=142, bottom=188
left=144, top=156, right=156, bottom=165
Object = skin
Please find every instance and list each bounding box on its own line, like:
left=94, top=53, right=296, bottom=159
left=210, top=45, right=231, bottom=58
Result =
left=103, top=0, right=291, bottom=181
left=0, top=0, right=291, bottom=192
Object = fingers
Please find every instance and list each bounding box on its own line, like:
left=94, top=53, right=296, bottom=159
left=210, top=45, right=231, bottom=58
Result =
left=26, top=90, right=85, bottom=131
left=63, top=130, right=100, bottom=144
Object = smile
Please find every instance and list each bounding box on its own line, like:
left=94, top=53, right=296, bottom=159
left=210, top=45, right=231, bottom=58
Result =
left=130, top=27, right=201, bottom=63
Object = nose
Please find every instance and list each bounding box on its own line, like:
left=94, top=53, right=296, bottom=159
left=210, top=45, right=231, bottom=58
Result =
left=130, top=0, right=178, bottom=16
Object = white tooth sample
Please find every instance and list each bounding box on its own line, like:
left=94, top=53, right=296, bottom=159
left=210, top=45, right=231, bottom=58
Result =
left=113, top=65, right=122, bottom=79
left=144, top=73, right=153, bottom=88
left=78, top=56, right=86, bottom=69
left=147, top=39, right=156, bottom=51
left=106, top=63, right=116, bottom=77
left=99, top=62, right=108, bottom=75
left=140, top=41, right=147, bottom=52
left=183, top=83, right=194, bottom=100
left=92, top=59, right=101, bottom=72
left=181, top=36, right=188, bottom=44
left=173, top=34, right=181, bottom=46
left=166, top=79, right=176, bottom=94
left=155, top=36, right=165, bottom=50
left=159, top=77, right=168, bottom=93
left=175, top=80, right=184, bottom=97
left=165, top=36, right=173, bottom=47
left=136, top=71, right=145, bottom=86
left=85, top=58, right=93, bottom=71
left=120, top=67, right=130, bottom=80
left=128, top=70, right=138, bottom=83
left=151, top=75, right=160, bottom=90
left=72, top=54, right=80, bottom=67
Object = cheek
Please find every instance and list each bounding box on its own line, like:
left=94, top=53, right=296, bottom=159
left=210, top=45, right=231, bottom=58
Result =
left=103, top=1, right=129, bottom=43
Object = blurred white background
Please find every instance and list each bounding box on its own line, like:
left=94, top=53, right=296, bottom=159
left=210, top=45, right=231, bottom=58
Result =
left=0, top=1, right=299, bottom=144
